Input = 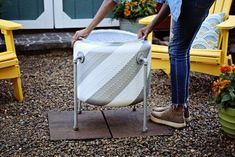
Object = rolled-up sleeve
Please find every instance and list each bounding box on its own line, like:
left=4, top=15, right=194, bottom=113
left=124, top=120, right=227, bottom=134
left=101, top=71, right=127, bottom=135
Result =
left=113, top=0, right=119, bottom=3
left=155, top=0, right=166, bottom=3
left=114, top=0, right=165, bottom=4
left=114, top=0, right=166, bottom=4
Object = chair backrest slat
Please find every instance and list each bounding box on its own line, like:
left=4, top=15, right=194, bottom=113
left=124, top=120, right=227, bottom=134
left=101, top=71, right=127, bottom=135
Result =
left=221, top=0, right=233, bottom=15
left=208, top=0, right=233, bottom=49
left=209, top=0, right=233, bottom=16
left=209, top=2, right=216, bottom=13
left=214, top=0, right=225, bottom=13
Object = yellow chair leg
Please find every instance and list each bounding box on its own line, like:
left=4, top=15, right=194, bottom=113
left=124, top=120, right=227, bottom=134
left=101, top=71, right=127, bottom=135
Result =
left=13, top=77, right=23, bottom=102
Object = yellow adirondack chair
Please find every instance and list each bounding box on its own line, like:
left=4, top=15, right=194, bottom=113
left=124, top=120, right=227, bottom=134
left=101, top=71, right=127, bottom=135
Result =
left=0, top=19, right=23, bottom=102
left=139, top=0, right=235, bottom=76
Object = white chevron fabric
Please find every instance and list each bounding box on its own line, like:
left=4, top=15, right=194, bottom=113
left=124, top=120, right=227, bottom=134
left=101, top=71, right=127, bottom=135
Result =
left=106, top=51, right=152, bottom=107
left=77, top=42, right=142, bottom=101
left=73, top=30, right=151, bottom=107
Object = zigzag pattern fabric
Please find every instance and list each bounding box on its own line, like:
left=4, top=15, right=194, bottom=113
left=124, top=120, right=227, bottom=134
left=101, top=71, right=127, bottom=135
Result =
left=191, top=12, right=225, bottom=49
left=74, top=30, right=151, bottom=107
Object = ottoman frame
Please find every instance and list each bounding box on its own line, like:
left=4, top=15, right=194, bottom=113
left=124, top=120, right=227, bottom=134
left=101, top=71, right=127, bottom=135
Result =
left=73, top=47, right=149, bottom=133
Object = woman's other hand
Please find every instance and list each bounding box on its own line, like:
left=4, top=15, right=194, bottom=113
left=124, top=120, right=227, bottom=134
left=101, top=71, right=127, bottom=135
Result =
left=137, top=26, right=152, bottom=40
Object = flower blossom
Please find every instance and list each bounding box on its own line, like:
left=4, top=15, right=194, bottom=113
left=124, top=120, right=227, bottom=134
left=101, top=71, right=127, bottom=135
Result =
left=124, top=9, right=131, bottom=17
left=212, top=79, right=231, bottom=96
left=220, top=65, right=233, bottom=73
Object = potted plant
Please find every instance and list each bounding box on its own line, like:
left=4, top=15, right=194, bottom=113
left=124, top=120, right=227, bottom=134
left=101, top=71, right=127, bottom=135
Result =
left=112, top=0, right=157, bottom=33
left=212, top=65, right=235, bottom=138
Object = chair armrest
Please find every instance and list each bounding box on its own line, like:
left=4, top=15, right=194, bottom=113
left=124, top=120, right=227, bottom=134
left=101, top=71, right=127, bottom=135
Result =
left=217, top=15, right=235, bottom=30
left=139, top=15, right=157, bottom=25
left=0, top=19, right=22, bottom=30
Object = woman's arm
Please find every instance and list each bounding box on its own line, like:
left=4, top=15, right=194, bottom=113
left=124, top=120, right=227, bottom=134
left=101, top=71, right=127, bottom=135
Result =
left=138, top=3, right=170, bottom=39
left=72, top=0, right=117, bottom=46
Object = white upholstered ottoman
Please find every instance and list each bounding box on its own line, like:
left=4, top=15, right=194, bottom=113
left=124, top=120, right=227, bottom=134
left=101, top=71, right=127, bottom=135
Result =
left=73, top=30, right=151, bottom=132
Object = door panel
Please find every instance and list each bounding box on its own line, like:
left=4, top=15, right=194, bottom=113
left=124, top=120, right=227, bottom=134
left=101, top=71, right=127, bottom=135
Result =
left=0, top=0, right=53, bottom=29
left=54, top=0, right=119, bottom=28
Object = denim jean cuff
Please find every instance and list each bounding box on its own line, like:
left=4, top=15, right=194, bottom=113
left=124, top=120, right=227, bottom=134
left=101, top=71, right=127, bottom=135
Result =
left=172, top=103, right=188, bottom=108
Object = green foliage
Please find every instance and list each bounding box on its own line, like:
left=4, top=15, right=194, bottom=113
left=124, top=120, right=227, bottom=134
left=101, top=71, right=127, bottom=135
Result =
left=112, top=0, right=157, bottom=20
left=212, top=65, right=235, bottom=109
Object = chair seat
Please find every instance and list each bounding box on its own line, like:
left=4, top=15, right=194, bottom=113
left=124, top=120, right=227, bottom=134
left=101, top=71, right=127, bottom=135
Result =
left=152, top=45, right=221, bottom=64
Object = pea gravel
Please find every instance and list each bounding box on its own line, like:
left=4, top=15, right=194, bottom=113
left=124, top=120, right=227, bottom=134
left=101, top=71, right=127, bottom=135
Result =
left=0, top=50, right=235, bottom=157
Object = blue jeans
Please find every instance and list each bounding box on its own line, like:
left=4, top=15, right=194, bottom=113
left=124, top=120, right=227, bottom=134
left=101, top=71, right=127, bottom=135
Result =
left=169, top=0, right=214, bottom=106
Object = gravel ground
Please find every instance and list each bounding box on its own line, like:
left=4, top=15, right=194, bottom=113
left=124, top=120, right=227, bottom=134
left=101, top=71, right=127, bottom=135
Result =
left=0, top=50, right=235, bottom=157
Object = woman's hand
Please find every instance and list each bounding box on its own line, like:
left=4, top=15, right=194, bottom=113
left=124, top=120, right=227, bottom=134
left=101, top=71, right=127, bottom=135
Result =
left=71, top=29, right=90, bottom=47
left=137, top=26, right=153, bottom=40
left=138, top=3, right=170, bottom=40
left=71, top=0, right=117, bottom=47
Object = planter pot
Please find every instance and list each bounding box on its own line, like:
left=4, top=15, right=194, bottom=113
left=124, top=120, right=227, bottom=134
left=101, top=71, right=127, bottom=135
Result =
left=219, top=107, right=235, bottom=138
left=119, top=18, right=145, bottom=34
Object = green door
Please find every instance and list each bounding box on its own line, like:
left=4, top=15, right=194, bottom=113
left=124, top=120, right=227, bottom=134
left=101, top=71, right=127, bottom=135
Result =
left=0, top=0, right=118, bottom=29
left=1, top=0, right=44, bottom=20
left=63, top=0, right=104, bottom=19
left=54, top=0, right=118, bottom=28
left=0, top=0, right=54, bottom=29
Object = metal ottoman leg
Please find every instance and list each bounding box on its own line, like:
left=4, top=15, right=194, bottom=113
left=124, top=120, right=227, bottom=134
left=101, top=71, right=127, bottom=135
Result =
left=78, top=100, right=82, bottom=114
left=73, top=61, right=79, bottom=131
left=73, top=52, right=85, bottom=131
left=142, top=58, right=148, bottom=132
